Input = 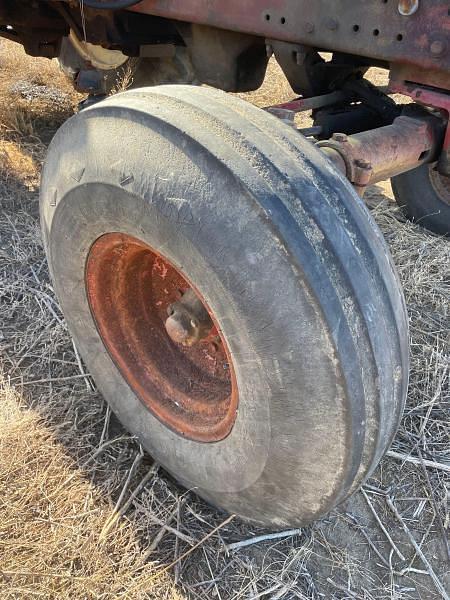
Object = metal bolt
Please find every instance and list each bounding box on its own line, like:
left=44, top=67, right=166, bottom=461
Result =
left=398, top=0, right=419, bottom=16
left=353, top=159, right=373, bottom=190
left=305, top=22, right=314, bottom=33
left=164, top=289, right=213, bottom=347
left=165, top=312, right=192, bottom=345
left=332, top=132, right=348, bottom=143
left=265, top=44, right=273, bottom=58
left=354, top=159, right=372, bottom=170
left=430, top=40, right=445, bottom=56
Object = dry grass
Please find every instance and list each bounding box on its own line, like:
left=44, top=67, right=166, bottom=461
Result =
left=0, top=40, right=449, bottom=599
left=0, top=386, right=183, bottom=599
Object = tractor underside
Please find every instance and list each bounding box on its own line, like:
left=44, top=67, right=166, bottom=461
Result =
left=1, top=0, right=449, bottom=186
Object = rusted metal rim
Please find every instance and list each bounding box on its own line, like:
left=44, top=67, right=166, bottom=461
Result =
left=85, top=233, right=238, bottom=442
left=429, top=166, right=450, bottom=206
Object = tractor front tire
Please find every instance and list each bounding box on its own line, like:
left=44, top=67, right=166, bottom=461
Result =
left=40, top=85, right=409, bottom=526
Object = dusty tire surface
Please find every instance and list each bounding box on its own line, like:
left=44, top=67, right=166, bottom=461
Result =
left=392, top=164, right=450, bottom=235
left=40, top=85, right=409, bottom=527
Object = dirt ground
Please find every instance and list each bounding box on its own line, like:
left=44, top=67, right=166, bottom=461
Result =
left=0, top=40, right=449, bottom=599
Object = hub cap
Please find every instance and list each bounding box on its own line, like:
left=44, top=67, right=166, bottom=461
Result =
left=85, top=233, right=238, bottom=442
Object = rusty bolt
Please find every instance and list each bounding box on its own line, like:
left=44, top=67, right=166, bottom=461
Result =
left=354, top=159, right=371, bottom=169
left=165, top=289, right=213, bottom=347
left=165, top=313, right=192, bottom=345
left=353, top=159, right=373, bottom=187
left=304, top=22, right=314, bottom=33
left=430, top=40, right=446, bottom=56
left=398, top=0, right=419, bottom=16
left=332, top=132, right=348, bottom=143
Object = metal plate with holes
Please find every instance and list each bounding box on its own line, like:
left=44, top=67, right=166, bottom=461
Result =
left=130, top=0, right=450, bottom=83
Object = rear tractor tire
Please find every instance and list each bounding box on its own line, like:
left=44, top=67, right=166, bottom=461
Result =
left=391, top=163, right=450, bottom=236
left=40, top=85, right=409, bottom=527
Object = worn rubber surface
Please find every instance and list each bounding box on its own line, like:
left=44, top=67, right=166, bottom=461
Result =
left=392, top=164, right=450, bottom=236
left=40, top=85, right=409, bottom=526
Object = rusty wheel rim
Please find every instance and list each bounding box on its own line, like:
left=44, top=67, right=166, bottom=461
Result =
left=85, top=233, right=238, bottom=442
left=430, top=166, right=450, bottom=206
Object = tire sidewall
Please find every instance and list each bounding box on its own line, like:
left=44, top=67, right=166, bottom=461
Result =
left=40, top=93, right=393, bottom=525
left=392, top=164, right=450, bottom=235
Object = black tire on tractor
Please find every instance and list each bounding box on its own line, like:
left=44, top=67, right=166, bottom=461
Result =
left=391, top=164, right=450, bottom=236
left=40, top=85, right=409, bottom=527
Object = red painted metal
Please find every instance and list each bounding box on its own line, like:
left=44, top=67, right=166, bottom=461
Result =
left=269, top=90, right=348, bottom=113
left=130, top=0, right=450, bottom=83
left=389, top=80, right=450, bottom=150
left=317, top=114, right=442, bottom=191
left=85, top=232, right=238, bottom=442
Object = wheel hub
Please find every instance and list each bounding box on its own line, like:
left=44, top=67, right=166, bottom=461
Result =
left=165, top=289, right=214, bottom=347
left=85, top=233, right=238, bottom=442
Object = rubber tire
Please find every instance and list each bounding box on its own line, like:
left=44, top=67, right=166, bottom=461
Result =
left=40, top=85, right=409, bottom=527
left=391, top=164, right=450, bottom=236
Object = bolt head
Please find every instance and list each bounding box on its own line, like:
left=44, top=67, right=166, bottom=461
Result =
left=430, top=40, right=445, bottom=56
left=165, top=315, right=190, bottom=345
left=305, top=21, right=314, bottom=33
left=332, top=132, right=348, bottom=143
left=354, top=158, right=372, bottom=170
